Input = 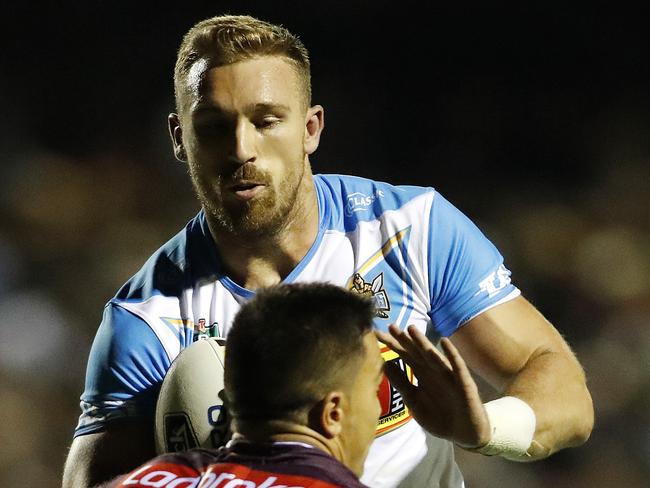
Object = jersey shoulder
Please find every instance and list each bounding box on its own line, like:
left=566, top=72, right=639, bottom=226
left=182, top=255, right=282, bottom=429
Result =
left=315, top=173, right=435, bottom=232
left=114, top=211, right=217, bottom=302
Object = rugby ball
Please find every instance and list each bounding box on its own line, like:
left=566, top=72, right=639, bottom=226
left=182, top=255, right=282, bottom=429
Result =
left=154, top=337, right=230, bottom=454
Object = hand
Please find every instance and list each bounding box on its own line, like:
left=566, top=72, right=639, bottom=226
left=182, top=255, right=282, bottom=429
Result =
left=375, top=324, right=491, bottom=449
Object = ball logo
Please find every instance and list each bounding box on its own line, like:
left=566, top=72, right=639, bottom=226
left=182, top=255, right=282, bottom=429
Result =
left=207, top=396, right=231, bottom=448
left=163, top=413, right=199, bottom=452
left=207, top=405, right=226, bottom=426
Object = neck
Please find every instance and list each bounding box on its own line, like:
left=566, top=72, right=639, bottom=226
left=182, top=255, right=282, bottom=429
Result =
left=207, top=170, right=319, bottom=290
left=232, top=421, right=348, bottom=470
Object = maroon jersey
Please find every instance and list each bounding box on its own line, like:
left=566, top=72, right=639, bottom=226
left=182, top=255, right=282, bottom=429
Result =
left=107, top=441, right=368, bottom=488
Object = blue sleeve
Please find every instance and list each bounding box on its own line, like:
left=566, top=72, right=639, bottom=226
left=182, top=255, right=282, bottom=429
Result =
left=74, top=302, right=172, bottom=436
left=427, top=193, right=518, bottom=338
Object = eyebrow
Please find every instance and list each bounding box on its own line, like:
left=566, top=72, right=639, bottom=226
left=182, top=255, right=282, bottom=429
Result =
left=249, top=102, right=291, bottom=114
left=191, top=102, right=291, bottom=117
left=191, top=105, right=227, bottom=117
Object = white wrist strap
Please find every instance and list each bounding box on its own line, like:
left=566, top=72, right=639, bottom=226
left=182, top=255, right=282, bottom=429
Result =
left=476, top=396, right=536, bottom=460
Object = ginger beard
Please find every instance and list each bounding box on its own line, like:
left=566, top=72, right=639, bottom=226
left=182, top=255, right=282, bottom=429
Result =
left=180, top=57, right=316, bottom=239
left=189, top=154, right=306, bottom=238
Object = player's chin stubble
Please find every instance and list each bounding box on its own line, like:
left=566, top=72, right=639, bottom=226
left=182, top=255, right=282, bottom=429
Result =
left=189, top=162, right=305, bottom=238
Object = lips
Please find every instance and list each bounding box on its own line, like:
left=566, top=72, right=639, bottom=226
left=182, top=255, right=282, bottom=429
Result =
left=228, top=180, right=266, bottom=201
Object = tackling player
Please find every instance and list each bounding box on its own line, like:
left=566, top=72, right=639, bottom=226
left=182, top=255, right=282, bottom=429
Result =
left=63, top=14, right=593, bottom=488
left=102, top=284, right=382, bottom=488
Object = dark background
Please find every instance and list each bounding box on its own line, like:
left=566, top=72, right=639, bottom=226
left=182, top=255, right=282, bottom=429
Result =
left=1, top=3, right=648, bottom=486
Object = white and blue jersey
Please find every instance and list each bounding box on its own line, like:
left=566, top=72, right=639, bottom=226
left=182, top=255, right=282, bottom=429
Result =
left=77, top=174, right=519, bottom=488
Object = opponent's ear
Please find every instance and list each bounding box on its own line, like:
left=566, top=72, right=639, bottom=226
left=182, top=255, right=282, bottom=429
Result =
left=168, top=113, right=187, bottom=162
left=304, top=105, right=324, bottom=155
left=313, top=391, right=344, bottom=439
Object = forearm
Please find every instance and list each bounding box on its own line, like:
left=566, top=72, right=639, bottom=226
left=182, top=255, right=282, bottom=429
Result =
left=452, top=296, right=594, bottom=461
left=503, top=348, right=593, bottom=460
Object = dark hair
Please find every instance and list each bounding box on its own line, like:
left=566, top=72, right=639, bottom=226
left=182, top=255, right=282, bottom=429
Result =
left=224, top=283, right=375, bottom=424
left=174, top=14, right=311, bottom=112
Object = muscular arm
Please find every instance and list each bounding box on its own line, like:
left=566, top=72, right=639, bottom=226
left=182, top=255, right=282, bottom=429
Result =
left=451, top=295, right=594, bottom=459
left=62, top=421, right=156, bottom=488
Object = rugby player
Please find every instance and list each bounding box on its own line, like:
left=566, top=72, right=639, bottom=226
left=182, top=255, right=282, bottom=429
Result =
left=103, top=284, right=382, bottom=488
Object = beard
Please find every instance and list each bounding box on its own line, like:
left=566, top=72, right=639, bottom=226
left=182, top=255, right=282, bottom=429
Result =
left=190, top=158, right=306, bottom=238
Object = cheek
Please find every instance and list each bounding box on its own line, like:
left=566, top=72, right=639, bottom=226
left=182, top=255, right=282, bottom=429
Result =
left=360, top=395, right=381, bottom=445
left=267, top=126, right=304, bottom=158
left=375, top=393, right=382, bottom=418
left=189, top=161, right=218, bottom=189
left=365, top=389, right=382, bottom=428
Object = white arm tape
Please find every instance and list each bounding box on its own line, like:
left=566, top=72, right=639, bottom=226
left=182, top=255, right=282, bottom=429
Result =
left=476, top=396, right=536, bottom=460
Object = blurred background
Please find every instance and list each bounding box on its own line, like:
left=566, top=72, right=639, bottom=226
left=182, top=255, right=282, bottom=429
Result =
left=1, top=2, right=648, bottom=486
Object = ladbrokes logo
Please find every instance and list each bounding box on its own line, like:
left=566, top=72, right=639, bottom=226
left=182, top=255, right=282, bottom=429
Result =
left=117, top=462, right=338, bottom=487
left=376, top=345, right=413, bottom=436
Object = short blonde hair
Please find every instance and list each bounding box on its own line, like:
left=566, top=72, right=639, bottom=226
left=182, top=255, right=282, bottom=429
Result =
left=174, top=15, right=311, bottom=112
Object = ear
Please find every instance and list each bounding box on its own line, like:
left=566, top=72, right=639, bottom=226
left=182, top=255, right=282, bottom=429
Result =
left=303, top=105, right=324, bottom=155
left=168, top=113, right=187, bottom=162
left=314, top=391, right=345, bottom=439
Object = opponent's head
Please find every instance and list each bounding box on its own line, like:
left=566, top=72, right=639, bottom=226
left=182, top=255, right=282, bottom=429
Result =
left=169, top=15, right=323, bottom=237
left=225, top=283, right=383, bottom=475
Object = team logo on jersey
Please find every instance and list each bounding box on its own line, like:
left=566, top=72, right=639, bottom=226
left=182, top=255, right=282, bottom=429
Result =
left=350, top=272, right=391, bottom=318
left=376, top=345, right=414, bottom=436
left=195, top=319, right=221, bottom=340
left=160, top=317, right=221, bottom=341
left=346, top=226, right=412, bottom=323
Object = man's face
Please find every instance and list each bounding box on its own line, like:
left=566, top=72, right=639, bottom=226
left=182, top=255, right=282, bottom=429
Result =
left=341, top=332, right=384, bottom=475
left=176, top=56, right=312, bottom=236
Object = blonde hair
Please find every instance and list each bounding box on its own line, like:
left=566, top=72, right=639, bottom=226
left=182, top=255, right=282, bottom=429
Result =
left=174, top=15, right=311, bottom=112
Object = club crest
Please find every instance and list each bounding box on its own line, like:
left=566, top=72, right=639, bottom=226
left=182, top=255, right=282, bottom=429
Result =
left=350, top=272, right=391, bottom=318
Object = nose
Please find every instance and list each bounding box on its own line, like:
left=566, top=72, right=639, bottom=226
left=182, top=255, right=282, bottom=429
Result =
left=229, top=118, right=256, bottom=165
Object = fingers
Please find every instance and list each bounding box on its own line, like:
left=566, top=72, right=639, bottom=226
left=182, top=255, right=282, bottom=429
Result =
left=387, top=324, right=453, bottom=376
left=377, top=325, right=457, bottom=395
left=377, top=326, right=487, bottom=445
left=406, top=325, right=452, bottom=371
left=383, top=361, right=417, bottom=403
left=376, top=326, right=419, bottom=370
left=378, top=325, right=475, bottom=383
left=439, top=338, right=471, bottom=381
left=375, top=327, right=405, bottom=355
